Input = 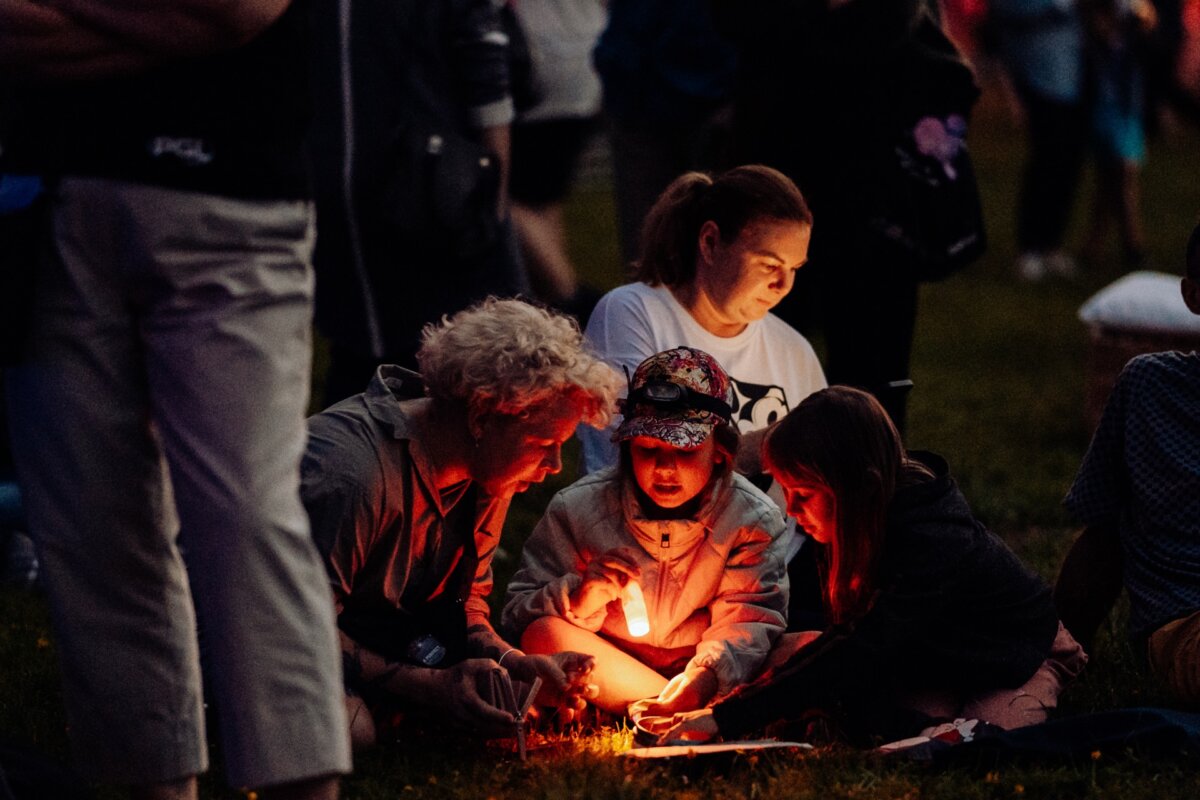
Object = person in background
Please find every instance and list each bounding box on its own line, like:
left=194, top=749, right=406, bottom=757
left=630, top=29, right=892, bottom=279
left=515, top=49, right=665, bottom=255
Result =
left=660, top=387, right=1087, bottom=745
left=1055, top=220, right=1200, bottom=705
left=594, top=0, right=738, bottom=267
left=309, top=0, right=527, bottom=404
left=713, top=0, right=983, bottom=433
left=0, top=1, right=350, bottom=797
left=579, top=165, right=824, bottom=481
left=504, top=347, right=789, bottom=719
left=301, top=299, right=623, bottom=748
left=991, top=0, right=1090, bottom=281
left=1081, top=0, right=1159, bottom=269
left=508, top=0, right=608, bottom=320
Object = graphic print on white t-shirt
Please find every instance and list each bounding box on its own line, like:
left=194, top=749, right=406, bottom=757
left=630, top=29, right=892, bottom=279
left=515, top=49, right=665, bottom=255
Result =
left=730, top=379, right=788, bottom=432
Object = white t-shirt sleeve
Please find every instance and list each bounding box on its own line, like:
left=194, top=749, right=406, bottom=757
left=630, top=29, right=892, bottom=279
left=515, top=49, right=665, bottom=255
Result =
left=579, top=286, right=662, bottom=474
left=585, top=286, right=662, bottom=374
left=795, top=333, right=828, bottom=394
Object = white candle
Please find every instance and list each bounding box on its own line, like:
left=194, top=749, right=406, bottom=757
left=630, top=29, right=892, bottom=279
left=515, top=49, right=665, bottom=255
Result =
left=622, top=580, right=650, bottom=638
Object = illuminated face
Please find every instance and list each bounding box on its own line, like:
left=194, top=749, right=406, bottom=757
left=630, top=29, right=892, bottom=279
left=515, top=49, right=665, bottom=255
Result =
left=471, top=405, right=579, bottom=499
left=629, top=435, right=718, bottom=509
left=778, top=475, right=837, bottom=544
left=696, top=218, right=811, bottom=334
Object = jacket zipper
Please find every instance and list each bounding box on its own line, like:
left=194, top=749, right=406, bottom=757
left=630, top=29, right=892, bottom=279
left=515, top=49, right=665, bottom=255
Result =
left=655, top=523, right=670, bottom=638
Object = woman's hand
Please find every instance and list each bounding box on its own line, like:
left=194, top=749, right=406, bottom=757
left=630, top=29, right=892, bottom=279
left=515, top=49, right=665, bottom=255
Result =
left=569, top=546, right=641, bottom=618
left=506, top=651, right=599, bottom=722
left=656, top=708, right=720, bottom=743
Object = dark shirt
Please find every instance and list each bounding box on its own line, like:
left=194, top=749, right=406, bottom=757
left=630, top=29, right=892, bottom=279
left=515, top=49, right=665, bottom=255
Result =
left=713, top=0, right=976, bottom=241
left=300, top=365, right=511, bottom=662
left=1065, top=351, right=1200, bottom=643
left=712, top=452, right=1058, bottom=739
left=594, top=0, right=738, bottom=127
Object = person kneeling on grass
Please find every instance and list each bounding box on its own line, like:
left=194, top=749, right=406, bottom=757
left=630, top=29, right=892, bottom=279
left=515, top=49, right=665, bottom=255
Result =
left=301, top=298, right=623, bottom=748
left=502, top=347, right=790, bottom=722
left=660, top=386, right=1088, bottom=746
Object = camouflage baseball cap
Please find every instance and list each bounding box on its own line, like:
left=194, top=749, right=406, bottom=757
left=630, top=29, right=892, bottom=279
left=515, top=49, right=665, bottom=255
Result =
left=615, top=347, right=734, bottom=448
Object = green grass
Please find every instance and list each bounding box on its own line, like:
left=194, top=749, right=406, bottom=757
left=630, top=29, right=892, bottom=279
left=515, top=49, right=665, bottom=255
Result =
left=4, top=83, right=1200, bottom=797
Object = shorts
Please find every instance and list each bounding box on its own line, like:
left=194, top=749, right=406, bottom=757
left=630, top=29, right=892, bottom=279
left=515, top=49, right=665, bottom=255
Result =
left=1147, top=609, right=1200, bottom=706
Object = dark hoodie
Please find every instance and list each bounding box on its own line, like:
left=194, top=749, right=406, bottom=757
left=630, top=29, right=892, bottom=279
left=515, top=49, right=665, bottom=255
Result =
left=712, top=451, right=1058, bottom=740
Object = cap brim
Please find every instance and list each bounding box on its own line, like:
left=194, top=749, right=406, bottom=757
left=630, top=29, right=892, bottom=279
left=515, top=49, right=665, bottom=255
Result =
left=614, top=415, right=716, bottom=449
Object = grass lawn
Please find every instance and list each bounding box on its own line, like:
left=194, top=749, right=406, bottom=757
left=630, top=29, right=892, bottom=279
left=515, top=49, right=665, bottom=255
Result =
left=3, top=80, right=1200, bottom=798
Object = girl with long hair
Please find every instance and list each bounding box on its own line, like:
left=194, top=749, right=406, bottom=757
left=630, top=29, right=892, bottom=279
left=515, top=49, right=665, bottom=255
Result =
left=657, top=386, right=1087, bottom=744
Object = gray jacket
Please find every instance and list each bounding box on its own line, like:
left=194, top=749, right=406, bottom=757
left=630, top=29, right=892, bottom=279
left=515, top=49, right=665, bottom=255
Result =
left=503, top=466, right=789, bottom=694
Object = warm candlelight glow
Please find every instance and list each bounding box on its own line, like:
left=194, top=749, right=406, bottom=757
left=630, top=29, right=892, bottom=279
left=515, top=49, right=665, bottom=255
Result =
left=622, top=580, right=650, bottom=637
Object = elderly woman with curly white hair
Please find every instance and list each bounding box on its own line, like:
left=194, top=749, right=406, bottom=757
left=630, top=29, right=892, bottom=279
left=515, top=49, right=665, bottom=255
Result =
left=300, top=298, right=622, bottom=748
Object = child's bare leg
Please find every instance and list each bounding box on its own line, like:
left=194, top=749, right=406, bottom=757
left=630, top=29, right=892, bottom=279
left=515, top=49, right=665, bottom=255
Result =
left=521, top=617, right=667, bottom=712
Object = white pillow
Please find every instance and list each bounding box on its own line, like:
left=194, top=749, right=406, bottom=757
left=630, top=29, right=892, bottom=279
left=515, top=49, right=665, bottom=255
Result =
left=1078, top=271, right=1200, bottom=334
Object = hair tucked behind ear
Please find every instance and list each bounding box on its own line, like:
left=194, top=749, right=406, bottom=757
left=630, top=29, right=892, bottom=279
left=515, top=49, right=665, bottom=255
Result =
left=635, top=165, right=812, bottom=287
left=763, top=386, right=903, bottom=624
left=635, top=172, right=713, bottom=287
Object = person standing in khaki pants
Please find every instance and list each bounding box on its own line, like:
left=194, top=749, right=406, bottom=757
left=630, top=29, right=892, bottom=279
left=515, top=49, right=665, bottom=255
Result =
left=0, top=2, right=351, bottom=797
left=1057, top=221, right=1200, bottom=706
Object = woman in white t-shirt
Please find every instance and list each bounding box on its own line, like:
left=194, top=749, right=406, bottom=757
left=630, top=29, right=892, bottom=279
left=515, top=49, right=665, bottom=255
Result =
left=581, top=164, right=826, bottom=478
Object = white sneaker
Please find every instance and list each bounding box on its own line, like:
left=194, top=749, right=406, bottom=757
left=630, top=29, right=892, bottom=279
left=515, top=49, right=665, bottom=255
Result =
left=1015, top=252, right=1047, bottom=282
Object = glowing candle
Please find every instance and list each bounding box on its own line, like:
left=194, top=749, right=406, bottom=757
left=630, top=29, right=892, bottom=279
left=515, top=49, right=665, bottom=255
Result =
left=622, top=580, right=650, bottom=638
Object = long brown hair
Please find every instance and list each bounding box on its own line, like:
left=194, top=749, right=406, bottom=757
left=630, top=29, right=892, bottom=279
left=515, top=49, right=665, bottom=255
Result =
left=634, top=165, right=812, bottom=287
left=763, top=386, right=905, bottom=625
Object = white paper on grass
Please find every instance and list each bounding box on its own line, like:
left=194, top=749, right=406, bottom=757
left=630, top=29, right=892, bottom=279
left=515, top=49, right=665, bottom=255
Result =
left=622, top=741, right=812, bottom=758
left=1078, top=271, right=1200, bottom=335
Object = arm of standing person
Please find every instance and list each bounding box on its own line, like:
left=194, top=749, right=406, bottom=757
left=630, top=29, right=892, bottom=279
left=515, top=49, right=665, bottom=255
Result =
left=0, top=0, right=292, bottom=80
left=479, top=123, right=512, bottom=219
left=0, top=0, right=153, bottom=78
left=45, top=0, right=292, bottom=53
left=450, top=0, right=515, bottom=217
